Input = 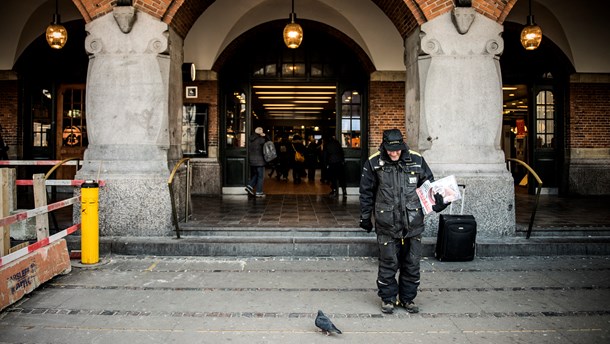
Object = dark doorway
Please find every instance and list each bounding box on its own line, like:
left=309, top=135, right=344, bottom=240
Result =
left=500, top=22, right=574, bottom=194
left=217, top=20, right=371, bottom=192
left=14, top=19, right=88, bottom=179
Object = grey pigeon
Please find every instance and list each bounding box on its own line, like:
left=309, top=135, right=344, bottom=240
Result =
left=315, top=310, right=342, bottom=335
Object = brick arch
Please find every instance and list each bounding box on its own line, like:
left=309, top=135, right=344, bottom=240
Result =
left=71, top=0, right=517, bottom=39
left=211, top=19, right=376, bottom=74
left=70, top=0, right=215, bottom=38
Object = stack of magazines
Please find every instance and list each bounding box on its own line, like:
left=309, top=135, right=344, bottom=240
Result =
left=416, top=175, right=462, bottom=214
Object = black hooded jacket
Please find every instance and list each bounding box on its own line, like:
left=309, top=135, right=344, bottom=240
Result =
left=359, top=144, right=434, bottom=238
left=248, top=133, right=266, bottom=167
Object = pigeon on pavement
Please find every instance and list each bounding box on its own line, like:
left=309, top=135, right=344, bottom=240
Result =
left=315, top=310, right=342, bottom=335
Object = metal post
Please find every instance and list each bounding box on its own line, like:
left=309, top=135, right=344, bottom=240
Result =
left=185, top=160, right=191, bottom=223
left=80, top=180, right=99, bottom=264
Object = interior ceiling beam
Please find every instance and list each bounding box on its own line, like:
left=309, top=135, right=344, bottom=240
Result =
left=253, top=83, right=337, bottom=121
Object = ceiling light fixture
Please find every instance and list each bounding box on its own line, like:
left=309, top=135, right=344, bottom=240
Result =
left=520, top=0, right=542, bottom=50
left=46, top=0, right=68, bottom=49
left=283, top=0, right=303, bottom=49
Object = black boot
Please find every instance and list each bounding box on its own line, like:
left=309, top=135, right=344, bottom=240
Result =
left=328, top=189, right=338, bottom=197
left=342, top=187, right=347, bottom=196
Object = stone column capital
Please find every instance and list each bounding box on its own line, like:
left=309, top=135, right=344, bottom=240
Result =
left=420, top=11, right=503, bottom=57
left=85, top=10, right=169, bottom=55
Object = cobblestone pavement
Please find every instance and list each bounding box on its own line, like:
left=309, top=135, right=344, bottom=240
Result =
left=1, top=255, right=609, bottom=343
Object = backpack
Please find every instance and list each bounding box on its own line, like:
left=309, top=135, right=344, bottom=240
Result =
left=263, top=140, right=277, bottom=162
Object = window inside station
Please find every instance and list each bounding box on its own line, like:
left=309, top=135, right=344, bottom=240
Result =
left=340, top=90, right=361, bottom=148
left=33, top=122, right=51, bottom=147
left=535, top=90, right=554, bottom=148
left=61, top=88, right=87, bottom=147
left=32, top=93, right=51, bottom=149
left=226, top=91, right=247, bottom=148
left=182, top=104, right=208, bottom=157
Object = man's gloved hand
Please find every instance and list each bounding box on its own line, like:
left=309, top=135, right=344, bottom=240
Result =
left=359, top=218, right=373, bottom=232
left=432, top=193, right=450, bottom=212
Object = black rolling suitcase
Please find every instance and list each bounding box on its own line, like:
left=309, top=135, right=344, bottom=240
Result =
left=435, top=184, right=477, bottom=261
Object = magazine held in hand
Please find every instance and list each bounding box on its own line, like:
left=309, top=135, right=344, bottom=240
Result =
left=416, top=175, right=462, bottom=214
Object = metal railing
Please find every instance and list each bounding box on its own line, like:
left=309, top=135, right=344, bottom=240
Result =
left=44, top=157, right=81, bottom=179
left=506, top=158, right=543, bottom=239
left=168, top=158, right=192, bottom=239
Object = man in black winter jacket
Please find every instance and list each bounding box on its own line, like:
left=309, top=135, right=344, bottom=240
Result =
left=245, top=127, right=267, bottom=197
left=359, top=128, right=448, bottom=314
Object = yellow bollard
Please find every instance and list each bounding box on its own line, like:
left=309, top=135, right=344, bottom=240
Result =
left=80, top=180, right=99, bottom=264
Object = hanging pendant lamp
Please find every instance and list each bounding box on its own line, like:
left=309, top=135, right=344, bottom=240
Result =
left=520, top=0, right=542, bottom=50
left=283, top=0, right=303, bottom=49
left=46, top=0, right=68, bottom=49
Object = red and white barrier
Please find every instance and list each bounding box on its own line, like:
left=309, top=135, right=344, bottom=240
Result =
left=15, top=180, right=106, bottom=187
left=0, top=224, right=80, bottom=267
left=0, top=160, right=82, bottom=166
left=0, top=196, right=80, bottom=228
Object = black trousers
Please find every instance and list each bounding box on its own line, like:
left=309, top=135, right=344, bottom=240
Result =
left=328, top=162, right=346, bottom=191
left=376, top=235, right=422, bottom=303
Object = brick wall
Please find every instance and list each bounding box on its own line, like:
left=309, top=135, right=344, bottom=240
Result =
left=368, top=80, right=405, bottom=150
left=569, top=82, right=610, bottom=149
left=0, top=80, right=19, bottom=152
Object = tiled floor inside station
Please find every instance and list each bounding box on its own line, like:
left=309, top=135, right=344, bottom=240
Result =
left=187, top=171, right=610, bottom=230
left=23, top=169, right=610, bottom=235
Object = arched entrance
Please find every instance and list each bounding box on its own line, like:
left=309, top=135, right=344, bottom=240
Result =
left=215, top=20, right=373, bottom=194
left=500, top=22, right=575, bottom=195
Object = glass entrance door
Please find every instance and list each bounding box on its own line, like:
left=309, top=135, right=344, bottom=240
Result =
left=222, top=88, right=248, bottom=186
left=531, top=86, right=560, bottom=193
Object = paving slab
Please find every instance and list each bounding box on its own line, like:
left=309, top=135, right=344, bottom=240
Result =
left=1, top=255, right=609, bottom=344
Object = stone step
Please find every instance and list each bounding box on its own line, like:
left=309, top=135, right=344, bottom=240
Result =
left=515, top=225, right=610, bottom=237
left=66, top=232, right=610, bottom=258
left=176, top=225, right=371, bottom=237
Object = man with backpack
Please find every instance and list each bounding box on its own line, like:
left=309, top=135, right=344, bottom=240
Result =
left=245, top=127, right=268, bottom=197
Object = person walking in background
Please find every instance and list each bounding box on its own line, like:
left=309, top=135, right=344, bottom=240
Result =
left=305, top=135, right=319, bottom=182
left=245, top=127, right=267, bottom=197
left=291, top=134, right=307, bottom=184
left=0, top=125, right=8, bottom=160
left=268, top=136, right=282, bottom=180
left=323, top=133, right=346, bottom=197
left=359, top=128, right=449, bottom=314
left=319, top=137, right=329, bottom=184
left=277, top=134, right=293, bottom=181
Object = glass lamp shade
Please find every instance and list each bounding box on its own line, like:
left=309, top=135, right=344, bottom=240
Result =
left=46, top=23, right=68, bottom=49
left=283, top=22, right=303, bottom=49
left=520, top=23, right=542, bottom=50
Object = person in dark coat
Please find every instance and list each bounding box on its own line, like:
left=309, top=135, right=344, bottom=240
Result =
left=359, top=128, right=449, bottom=314
left=291, top=134, right=307, bottom=184
left=323, top=134, right=346, bottom=197
left=277, top=134, right=293, bottom=181
left=245, top=127, right=267, bottom=197
left=0, top=127, right=8, bottom=160
left=305, top=136, right=319, bottom=182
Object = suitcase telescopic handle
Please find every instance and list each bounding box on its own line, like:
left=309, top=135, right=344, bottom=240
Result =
left=449, top=184, right=467, bottom=215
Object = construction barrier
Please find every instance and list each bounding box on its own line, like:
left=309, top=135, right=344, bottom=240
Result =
left=0, top=224, right=80, bottom=268
left=0, top=160, right=81, bottom=166
left=0, top=239, right=72, bottom=312
left=0, top=192, right=79, bottom=311
left=0, top=197, right=80, bottom=228
left=15, top=179, right=106, bottom=187
left=0, top=164, right=104, bottom=310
